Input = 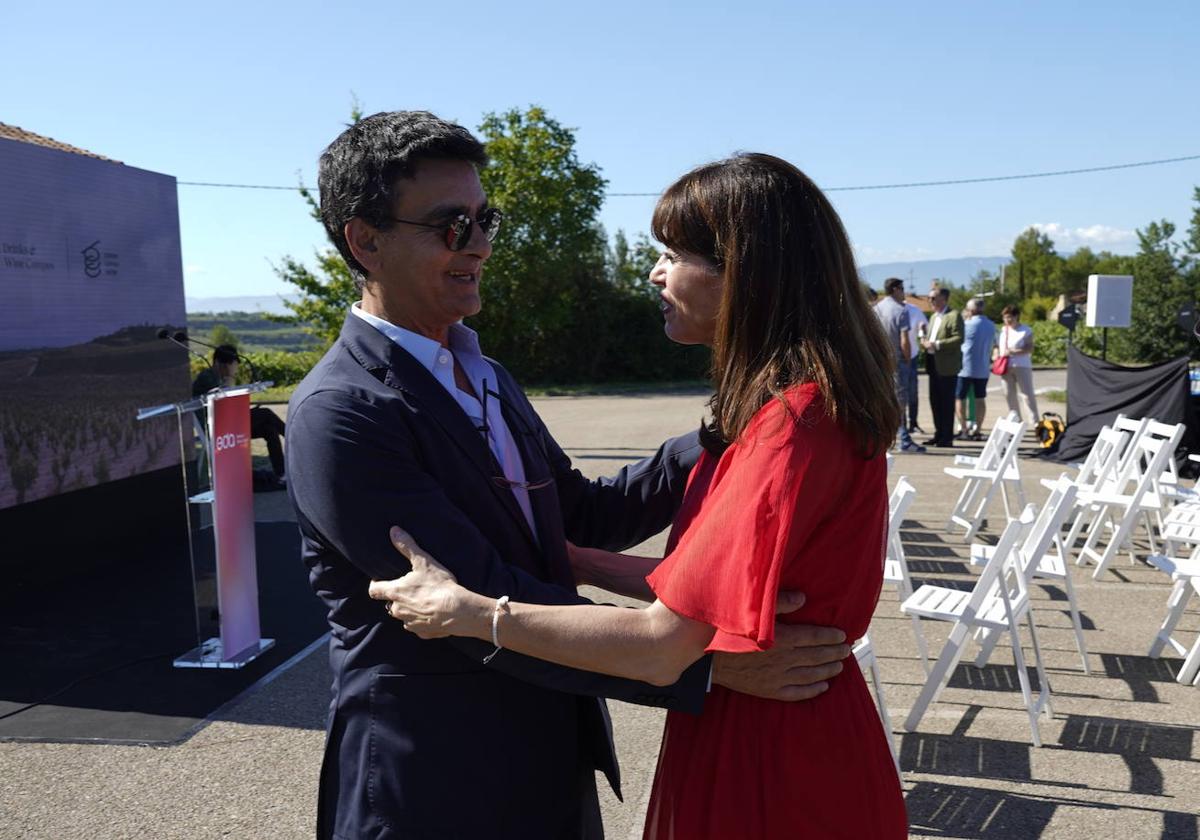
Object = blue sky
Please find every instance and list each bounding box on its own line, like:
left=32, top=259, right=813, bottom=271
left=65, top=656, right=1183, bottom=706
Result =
left=4, top=1, right=1199, bottom=298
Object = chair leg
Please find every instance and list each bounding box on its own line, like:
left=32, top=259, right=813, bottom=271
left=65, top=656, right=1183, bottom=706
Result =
left=1149, top=579, right=1192, bottom=658
left=1061, top=569, right=1091, bottom=675
left=904, top=620, right=972, bottom=733
left=910, top=614, right=931, bottom=675
left=1078, top=506, right=1110, bottom=567
left=964, top=482, right=1005, bottom=543
left=946, top=480, right=976, bottom=532
left=1179, top=636, right=1200, bottom=685
left=1006, top=623, right=1043, bottom=747
left=1024, top=612, right=1054, bottom=720
left=867, top=655, right=901, bottom=776
left=972, top=626, right=1003, bottom=669
left=1093, top=507, right=1139, bottom=580
left=1068, top=505, right=1095, bottom=565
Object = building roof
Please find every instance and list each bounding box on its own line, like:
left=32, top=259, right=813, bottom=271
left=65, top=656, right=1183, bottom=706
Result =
left=873, top=292, right=934, bottom=314
left=0, top=122, right=120, bottom=163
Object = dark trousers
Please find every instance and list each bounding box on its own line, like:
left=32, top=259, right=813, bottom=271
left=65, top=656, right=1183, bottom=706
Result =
left=926, top=356, right=957, bottom=446
left=906, top=356, right=920, bottom=428
left=250, top=406, right=286, bottom=476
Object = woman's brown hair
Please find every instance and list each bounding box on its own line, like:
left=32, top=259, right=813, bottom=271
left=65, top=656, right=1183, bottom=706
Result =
left=652, top=153, right=899, bottom=458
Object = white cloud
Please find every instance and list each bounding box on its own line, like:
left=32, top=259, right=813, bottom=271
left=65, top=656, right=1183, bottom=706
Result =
left=1028, top=223, right=1136, bottom=252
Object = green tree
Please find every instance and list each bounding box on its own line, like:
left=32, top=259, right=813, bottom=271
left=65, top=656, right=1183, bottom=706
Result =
left=274, top=104, right=705, bottom=384
left=1010, top=227, right=1063, bottom=297
left=609, top=230, right=661, bottom=299
left=210, top=323, right=239, bottom=349
left=1112, top=219, right=1194, bottom=363
left=275, top=106, right=364, bottom=345
left=469, top=106, right=609, bottom=380
left=1059, top=246, right=1098, bottom=292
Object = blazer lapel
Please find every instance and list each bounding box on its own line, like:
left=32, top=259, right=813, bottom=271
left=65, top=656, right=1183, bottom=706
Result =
left=495, top=381, right=575, bottom=588
left=339, top=315, right=542, bottom=555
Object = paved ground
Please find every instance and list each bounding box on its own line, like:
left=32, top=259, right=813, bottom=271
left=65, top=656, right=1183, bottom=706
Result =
left=3, top=370, right=1198, bottom=839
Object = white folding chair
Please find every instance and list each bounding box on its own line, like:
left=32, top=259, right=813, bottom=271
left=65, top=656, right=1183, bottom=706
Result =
left=883, top=477, right=929, bottom=673
left=1052, top=425, right=1132, bottom=559
left=852, top=635, right=901, bottom=774
left=1145, top=503, right=1200, bottom=686
left=968, top=475, right=1088, bottom=673
left=944, top=412, right=1028, bottom=542
left=902, top=507, right=1055, bottom=746
left=1075, top=423, right=1185, bottom=579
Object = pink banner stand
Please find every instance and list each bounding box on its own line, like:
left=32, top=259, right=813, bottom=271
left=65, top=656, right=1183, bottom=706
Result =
left=146, top=384, right=275, bottom=669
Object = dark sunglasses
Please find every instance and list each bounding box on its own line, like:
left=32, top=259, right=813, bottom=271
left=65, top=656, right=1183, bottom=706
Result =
left=389, top=207, right=503, bottom=251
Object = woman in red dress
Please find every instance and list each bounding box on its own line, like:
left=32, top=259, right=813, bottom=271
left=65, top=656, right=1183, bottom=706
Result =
left=372, top=153, right=907, bottom=838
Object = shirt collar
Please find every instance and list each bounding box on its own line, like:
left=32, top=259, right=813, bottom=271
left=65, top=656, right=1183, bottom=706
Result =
left=350, top=303, right=484, bottom=373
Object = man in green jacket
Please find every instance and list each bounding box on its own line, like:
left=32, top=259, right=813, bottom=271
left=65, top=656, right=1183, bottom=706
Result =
left=920, top=286, right=964, bottom=447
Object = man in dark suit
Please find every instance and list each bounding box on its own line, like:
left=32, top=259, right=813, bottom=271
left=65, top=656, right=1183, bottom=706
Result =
left=921, top=286, right=964, bottom=447
left=286, top=111, right=850, bottom=840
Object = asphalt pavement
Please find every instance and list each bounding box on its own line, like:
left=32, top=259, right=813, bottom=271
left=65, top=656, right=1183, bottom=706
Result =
left=3, top=369, right=1197, bottom=839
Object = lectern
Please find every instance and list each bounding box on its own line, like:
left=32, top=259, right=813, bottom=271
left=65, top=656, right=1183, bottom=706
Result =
left=137, top=382, right=275, bottom=668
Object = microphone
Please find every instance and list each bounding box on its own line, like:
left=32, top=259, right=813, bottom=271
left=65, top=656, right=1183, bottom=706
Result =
left=173, top=330, right=259, bottom=381
left=158, top=326, right=211, bottom=368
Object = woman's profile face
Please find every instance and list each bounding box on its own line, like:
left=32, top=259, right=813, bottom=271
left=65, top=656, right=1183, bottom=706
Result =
left=649, top=248, right=722, bottom=346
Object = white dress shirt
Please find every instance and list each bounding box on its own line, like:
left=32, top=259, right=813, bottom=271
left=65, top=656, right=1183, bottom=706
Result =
left=351, top=304, right=537, bottom=536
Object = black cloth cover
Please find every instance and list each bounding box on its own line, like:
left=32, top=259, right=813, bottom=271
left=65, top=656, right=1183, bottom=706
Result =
left=1048, top=345, right=1194, bottom=463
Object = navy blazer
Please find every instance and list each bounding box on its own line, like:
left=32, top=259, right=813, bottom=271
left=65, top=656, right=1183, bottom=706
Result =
left=286, top=314, right=709, bottom=840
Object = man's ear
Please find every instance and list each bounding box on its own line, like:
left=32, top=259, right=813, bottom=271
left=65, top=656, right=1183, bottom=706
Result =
left=345, top=218, right=383, bottom=273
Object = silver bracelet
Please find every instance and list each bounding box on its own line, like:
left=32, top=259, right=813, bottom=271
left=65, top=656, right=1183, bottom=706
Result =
left=481, top=596, right=510, bottom=665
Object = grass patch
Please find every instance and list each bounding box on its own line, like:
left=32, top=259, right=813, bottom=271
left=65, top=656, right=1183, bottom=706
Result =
left=253, top=384, right=298, bottom=404
left=1041, top=389, right=1067, bottom=404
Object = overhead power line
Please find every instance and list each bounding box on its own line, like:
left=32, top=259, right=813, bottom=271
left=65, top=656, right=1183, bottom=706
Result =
left=177, top=153, right=1200, bottom=195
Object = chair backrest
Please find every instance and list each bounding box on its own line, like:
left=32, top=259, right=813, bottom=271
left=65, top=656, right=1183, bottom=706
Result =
left=963, top=505, right=1037, bottom=619
left=1113, top=424, right=1186, bottom=505
left=1143, top=418, right=1185, bottom=485
left=1075, top=426, right=1131, bottom=491
left=1014, top=475, right=1079, bottom=586
left=1108, top=415, right=1180, bottom=489
left=969, top=412, right=1027, bottom=475
left=1097, top=418, right=1175, bottom=495
left=884, top=477, right=917, bottom=583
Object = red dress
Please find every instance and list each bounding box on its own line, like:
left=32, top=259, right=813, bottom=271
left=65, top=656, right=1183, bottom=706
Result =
left=643, top=384, right=907, bottom=839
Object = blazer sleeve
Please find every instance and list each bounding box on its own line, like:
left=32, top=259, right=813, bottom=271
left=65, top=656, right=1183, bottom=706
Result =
left=287, top=386, right=709, bottom=712
left=940, top=311, right=964, bottom=352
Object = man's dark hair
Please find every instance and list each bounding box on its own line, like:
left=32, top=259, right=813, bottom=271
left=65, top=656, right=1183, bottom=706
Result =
left=213, top=345, right=239, bottom=365
left=317, top=111, right=488, bottom=283
left=883, top=277, right=905, bottom=295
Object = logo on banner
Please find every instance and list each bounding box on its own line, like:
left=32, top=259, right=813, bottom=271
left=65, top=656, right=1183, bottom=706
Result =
left=214, top=432, right=250, bottom=452
left=79, top=240, right=120, bottom=278
left=81, top=241, right=102, bottom=277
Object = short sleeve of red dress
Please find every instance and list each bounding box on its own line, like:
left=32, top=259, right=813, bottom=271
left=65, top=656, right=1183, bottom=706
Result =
left=646, top=385, right=844, bottom=654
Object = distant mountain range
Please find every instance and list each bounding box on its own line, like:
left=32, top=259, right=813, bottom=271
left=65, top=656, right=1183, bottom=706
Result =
left=186, top=294, right=297, bottom=315
left=856, top=256, right=1010, bottom=293
left=186, top=255, right=1013, bottom=314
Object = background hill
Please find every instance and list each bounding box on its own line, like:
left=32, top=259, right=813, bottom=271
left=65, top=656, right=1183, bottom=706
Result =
left=185, top=255, right=1013, bottom=316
